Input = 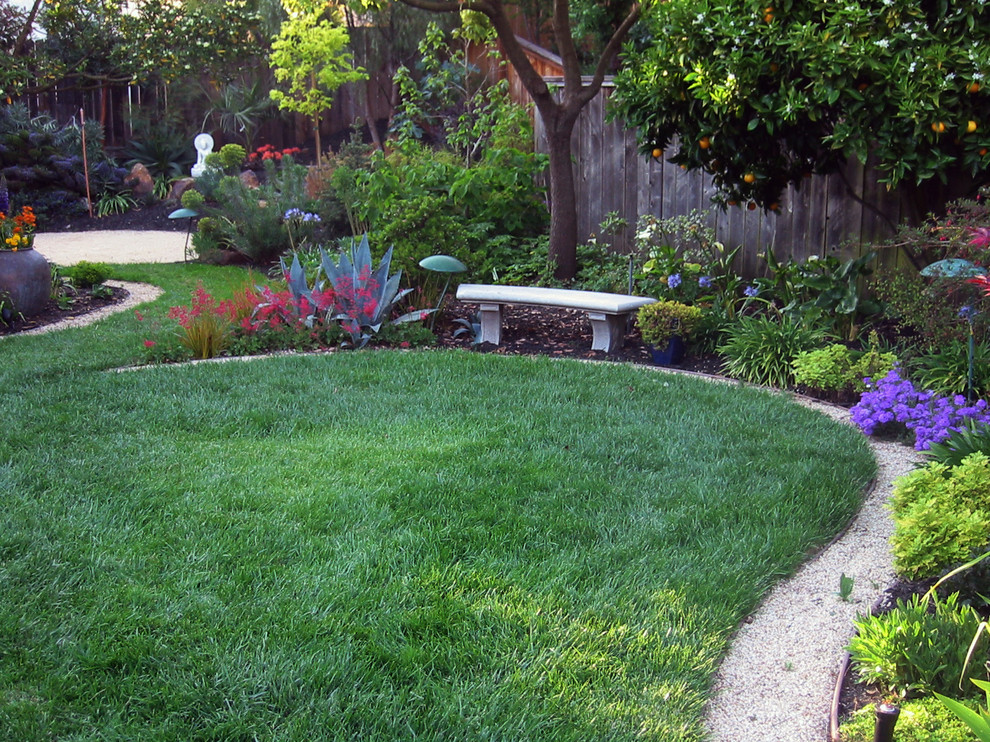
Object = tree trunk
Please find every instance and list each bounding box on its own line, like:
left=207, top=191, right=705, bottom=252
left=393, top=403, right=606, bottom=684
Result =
left=546, top=124, right=578, bottom=280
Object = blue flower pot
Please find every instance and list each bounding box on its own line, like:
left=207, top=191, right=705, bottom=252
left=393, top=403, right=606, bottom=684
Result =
left=649, top=336, right=685, bottom=366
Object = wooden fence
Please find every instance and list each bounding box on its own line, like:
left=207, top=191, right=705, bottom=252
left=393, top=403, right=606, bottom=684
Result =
left=534, top=81, right=908, bottom=277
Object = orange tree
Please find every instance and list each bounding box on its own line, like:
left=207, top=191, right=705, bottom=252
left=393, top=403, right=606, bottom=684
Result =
left=611, top=0, right=990, bottom=217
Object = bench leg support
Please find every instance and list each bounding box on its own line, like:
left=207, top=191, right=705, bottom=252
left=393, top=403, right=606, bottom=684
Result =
left=478, top=303, right=503, bottom=345
left=587, top=311, right=626, bottom=354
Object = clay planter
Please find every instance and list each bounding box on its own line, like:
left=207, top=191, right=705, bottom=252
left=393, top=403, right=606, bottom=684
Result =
left=0, top=248, right=51, bottom=318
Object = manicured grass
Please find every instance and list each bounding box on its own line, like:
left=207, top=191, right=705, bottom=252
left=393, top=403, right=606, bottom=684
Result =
left=0, top=265, right=876, bottom=741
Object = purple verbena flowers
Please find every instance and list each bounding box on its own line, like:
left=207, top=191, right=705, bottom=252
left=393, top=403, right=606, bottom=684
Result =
left=850, top=368, right=990, bottom=450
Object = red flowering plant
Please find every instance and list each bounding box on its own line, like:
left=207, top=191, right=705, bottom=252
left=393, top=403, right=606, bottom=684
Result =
left=244, top=144, right=303, bottom=169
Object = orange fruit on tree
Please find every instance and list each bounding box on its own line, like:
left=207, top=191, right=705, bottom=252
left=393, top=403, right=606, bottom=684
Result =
left=931, top=121, right=947, bottom=134
left=743, top=172, right=756, bottom=184
left=981, top=148, right=988, bottom=156
left=747, top=201, right=757, bottom=211
left=699, top=136, right=711, bottom=149
left=769, top=202, right=780, bottom=212
left=651, top=148, right=663, bottom=159
left=970, top=82, right=981, bottom=94
left=967, top=121, right=978, bottom=133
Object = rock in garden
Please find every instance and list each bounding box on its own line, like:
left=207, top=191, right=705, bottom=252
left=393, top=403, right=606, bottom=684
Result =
left=124, top=163, right=154, bottom=196
left=167, top=177, right=196, bottom=202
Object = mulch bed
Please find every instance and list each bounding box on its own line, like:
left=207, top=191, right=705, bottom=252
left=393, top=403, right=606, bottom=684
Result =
left=0, top=286, right=129, bottom=336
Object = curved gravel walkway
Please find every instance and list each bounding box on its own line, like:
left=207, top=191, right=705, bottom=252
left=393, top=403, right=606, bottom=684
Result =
left=704, top=399, right=920, bottom=742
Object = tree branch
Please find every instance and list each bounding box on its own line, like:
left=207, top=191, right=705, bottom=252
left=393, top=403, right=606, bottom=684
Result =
left=552, top=0, right=581, bottom=95
left=573, top=1, right=642, bottom=109
left=13, top=0, right=44, bottom=57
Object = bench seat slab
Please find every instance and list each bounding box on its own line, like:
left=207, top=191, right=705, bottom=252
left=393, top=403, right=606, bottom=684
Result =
left=457, top=284, right=657, bottom=354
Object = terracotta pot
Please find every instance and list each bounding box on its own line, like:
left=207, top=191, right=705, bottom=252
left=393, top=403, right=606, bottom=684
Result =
left=0, top=248, right=51, bottom=318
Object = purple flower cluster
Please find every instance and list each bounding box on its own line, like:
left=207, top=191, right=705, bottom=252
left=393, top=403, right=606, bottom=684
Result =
left=667, top=273, right=682, bottom=289
left=283, top=208, right=321, bottom=223
left=850, top=368, right=990, bottom=450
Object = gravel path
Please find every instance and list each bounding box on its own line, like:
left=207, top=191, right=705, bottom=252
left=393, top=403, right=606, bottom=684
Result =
left=704, top=399, right=920, bottom=742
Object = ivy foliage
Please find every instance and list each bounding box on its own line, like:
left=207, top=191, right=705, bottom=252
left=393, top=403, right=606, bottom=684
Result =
left=612, top=0, right=990, bottom=209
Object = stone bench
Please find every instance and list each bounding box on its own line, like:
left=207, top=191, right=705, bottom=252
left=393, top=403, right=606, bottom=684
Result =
left=454, top=284, right=657, bottom=354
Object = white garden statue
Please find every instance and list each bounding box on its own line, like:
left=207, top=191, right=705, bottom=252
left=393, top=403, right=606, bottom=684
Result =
left=191, top=133, right=214, bottom=178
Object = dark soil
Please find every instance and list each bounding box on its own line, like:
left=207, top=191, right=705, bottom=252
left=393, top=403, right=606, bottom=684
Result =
left=0, top=285, right=129, bottom=336
left=44, top=199, right=192, bottom=233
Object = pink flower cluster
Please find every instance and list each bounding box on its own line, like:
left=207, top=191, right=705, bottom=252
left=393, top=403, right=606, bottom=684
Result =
left=167, top=282, right=235, bottom=329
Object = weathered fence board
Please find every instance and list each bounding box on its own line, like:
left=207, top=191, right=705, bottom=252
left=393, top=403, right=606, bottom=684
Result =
left=534, top=81, right=907, bottom=276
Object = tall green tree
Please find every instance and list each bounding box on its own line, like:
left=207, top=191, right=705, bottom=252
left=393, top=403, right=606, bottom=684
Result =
left=611, top=0, right=990, bottom=218
left=393, top=0, right=644, bottom=279
left=269, top=7, right=367, bottom=166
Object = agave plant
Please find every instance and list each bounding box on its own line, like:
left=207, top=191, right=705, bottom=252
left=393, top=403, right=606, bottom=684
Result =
left=277, top=235, right=430, bottom=347
left=320, top=235, right=428, bottom=347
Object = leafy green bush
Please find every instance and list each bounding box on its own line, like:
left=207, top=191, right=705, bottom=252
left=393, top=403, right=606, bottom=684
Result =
left=911, top=340, right=990, bottom=399
left=926, top=422, right=990, bottom=469
left=63, top=261, right=113, bottom=288
left=201, top=155, right=324, bottom=264
left=848, top=592, right=988, bottom=698
left=890, top=453, right=990, bottom=579
left=338, top=142, right=547, bottom=284
left=718, top=315, right=826, bottom=388
left=122, top=121, right=196, bottom=180
left=840, top=694, right=978, bottom=742
left=792, top=341, right=898, bottom=394
left=368, top=192, right=477, bottom=286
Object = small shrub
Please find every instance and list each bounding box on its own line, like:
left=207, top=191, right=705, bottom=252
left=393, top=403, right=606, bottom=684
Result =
left=792, top=341, right=898, bottom=394
left=64, top=260, right=113, bottom=288
left=889, top=453, right=990, bottom=579
left=848, top=592, right=988, bottom=698
left=181, top=188, right=205, bottom=211
left=636, top=300, right=704, bottom=347
left=718, top=315, right=825, bottom=388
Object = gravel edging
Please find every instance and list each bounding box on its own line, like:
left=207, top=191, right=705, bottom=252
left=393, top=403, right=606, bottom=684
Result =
left=703, top=398, right=921, bottom=742
left=8, top=281, right=163, bottom=337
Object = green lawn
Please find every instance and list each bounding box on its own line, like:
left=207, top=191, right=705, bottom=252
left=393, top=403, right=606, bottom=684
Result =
left=0, top=264, right=876, bottom=741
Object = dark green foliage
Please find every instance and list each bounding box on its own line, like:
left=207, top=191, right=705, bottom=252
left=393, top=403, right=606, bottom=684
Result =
left=0, top=103, right=125, bottom=221
left=848, top=593, right=988, bottom=698
left=202, top=155, right=323, bottom=264
left=718, top=315, right=826, bottom=388
left=122, top=124, right=195, bottom=180
left=63, top=260, right=113, bottom=288
left=911, top=340, right=990, bottom=399
left=927, top=422, right=990, bottom=469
